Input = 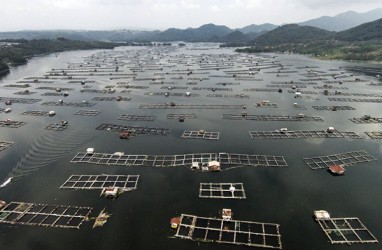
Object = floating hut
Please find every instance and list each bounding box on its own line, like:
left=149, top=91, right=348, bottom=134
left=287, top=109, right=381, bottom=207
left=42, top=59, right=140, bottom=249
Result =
left=328, top=165, right=345, bottom=175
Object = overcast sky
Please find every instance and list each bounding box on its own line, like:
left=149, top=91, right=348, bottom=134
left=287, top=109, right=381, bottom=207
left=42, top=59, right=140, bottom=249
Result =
left=0, top=0, right=381, bottom=31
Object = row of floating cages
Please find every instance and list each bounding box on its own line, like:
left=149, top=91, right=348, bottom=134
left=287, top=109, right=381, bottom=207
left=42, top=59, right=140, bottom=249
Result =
left=170, top=209, right=378, bottom=248
left=276, top=127, right=336, bottom=134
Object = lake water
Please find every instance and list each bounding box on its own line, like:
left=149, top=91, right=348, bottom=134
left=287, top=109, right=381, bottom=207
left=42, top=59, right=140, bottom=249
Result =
left=0, top=44, right=381, bottom=250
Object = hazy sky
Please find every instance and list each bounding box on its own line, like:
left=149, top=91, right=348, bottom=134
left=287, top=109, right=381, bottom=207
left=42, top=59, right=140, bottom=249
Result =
left=0, top=0, right=381, bottom=31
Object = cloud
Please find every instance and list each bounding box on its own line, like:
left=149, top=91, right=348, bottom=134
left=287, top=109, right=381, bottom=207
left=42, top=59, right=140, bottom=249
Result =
left=180, top=0, right=200, bottom=9
left=210, top=5, right=221, bottom=12
left=0, top=0, right=381, bottom=31
left=293, top=0, right=382, bottom=9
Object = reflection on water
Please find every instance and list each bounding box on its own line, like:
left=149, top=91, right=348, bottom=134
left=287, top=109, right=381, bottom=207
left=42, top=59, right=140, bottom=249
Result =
left=0, top=45, right=381, bottom=250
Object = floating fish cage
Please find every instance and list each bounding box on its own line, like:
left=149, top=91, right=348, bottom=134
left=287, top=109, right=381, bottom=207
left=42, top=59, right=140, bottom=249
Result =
left=73, top=110, right=101, bottom=116
left=328, top=97, right=382, bottom=103
left=350, top=116, right=382, bottom=124
left=140, top=104, right=245, bottom=109
left=244, top=88, right=280, bottom=92
left=303, top=150, right=376, bottom=170
left=96, top=123, right=169, bottom=136
left=42, top=101, right=95, bottom=107
left=249, top=130, right=362, bottom=139
left=314, top=211, right=378, bottom=245
left=181, top=130, right=220, bottom=140
left=118, top=114, right=156, bottom=122
left=60, top=174, right=139, bottom=191
left=14, top=91, right=36, bottom=95
left=36, top=87, right=74, bottom=91
left=0, top=97, right=41, bottom=104
left=70, top=152, right=287, bottom=168
left=312, top=106, right=355, bottom=111
left=206, top=94, right=249, bottom=98
left=365, top=131, right=382, bottom=139
left=91, top=97, right=131, bottom=101
left=222, top=114, right=323, bottom=122
left=0, top=120, right=26, bottom=128
left=166, top=113, right=197, bottom=119
left=44, top=121, right=69, bottom=131
left=0, top=201, right=92, bottom=229
left=20, top=110, right=53, bottom=116
left=174, top=213, right=282, bottom=249
left=199, top=183, right=246, bottom=199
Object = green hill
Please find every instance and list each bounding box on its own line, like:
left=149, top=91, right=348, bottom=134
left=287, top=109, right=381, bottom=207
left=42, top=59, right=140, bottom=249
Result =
left=253, top=24, right=335, bottom=45
left=337, top=18, right=382, bottom=41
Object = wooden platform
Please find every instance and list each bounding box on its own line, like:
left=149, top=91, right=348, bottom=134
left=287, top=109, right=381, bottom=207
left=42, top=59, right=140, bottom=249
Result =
left=316, top=216, right=378, bottom=244
left=181, top=130, right=220, bottom=140
left=174, top=214, right=282, bottom=249
left=60, top=174, right=139, bottom=191
left=303, top=150, right=376, bottom=170
left=0, top=202, right=92, bottom=229
left=249, top=130, right=362, bottom=139
left=70, top=152, right=287, bottom=168
left=199, top=183, right=246, bottom=199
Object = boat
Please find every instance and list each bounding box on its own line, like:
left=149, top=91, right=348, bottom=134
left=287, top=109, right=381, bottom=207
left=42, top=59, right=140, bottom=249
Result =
left=86, top=148, right=95, bottom=155
left=222, top=208, right=232, bottom=220
left=208, top=161, right=221, bottom=172
left=170, top=217, right=181, bottom=229
left=93, top=208, right=111, bottom=228
left=313, top=210, right=330, bottom=221
left=119, top=132, right=130, bottom=139
left=100, top=187, right=120, bottom=199
left=328, top=165, right=345, bottom=175
left=0, top=177, right=12, bottom=188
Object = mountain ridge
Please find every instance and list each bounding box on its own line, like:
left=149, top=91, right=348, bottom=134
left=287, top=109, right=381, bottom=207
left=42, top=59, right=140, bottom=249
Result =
left=299, top=8, right=382, bottom=31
